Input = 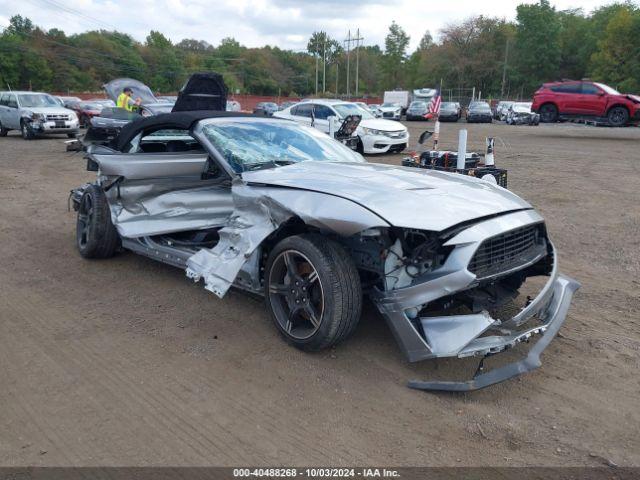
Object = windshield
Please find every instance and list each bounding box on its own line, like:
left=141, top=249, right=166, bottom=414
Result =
left=513, top=103, right=532, bottom=112
left=441, top=102, right=456, bottom=109
left=333, top=103, right=373, bottom=119
left=381, top=103, right=399, bottom=108
left=201, top=118, right=364, bottom=173
left=18, top=94, right=59, bottom=108
left=595, top=83, right=620, bottom=95
left=470, top=103, right=490, bottom=111
left=409, top=101, right=427, bottom=108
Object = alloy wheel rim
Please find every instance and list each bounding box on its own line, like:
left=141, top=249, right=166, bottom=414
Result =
left=268, top=250, right=324, bottom=340
left=77, top=194, right=93, bottom=248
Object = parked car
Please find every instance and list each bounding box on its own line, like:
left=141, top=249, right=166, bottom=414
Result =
left=494, top=101, right=514, bottom=120
left=506, top=102, right=540, bottom=125
left=367, top=103, right=382, bottom=117
left=0, top=91, right=79, bottom=139
left=57, top=96, right=83, bottom=109
left=69, top=100, right=115, bottom=128
left=278, top=101, right=297, bottom=111
left=377, top=102, right=402, bottom=120
left=71, top=110, right=578, bottom=391
left=406, top=101, right=429, bottom=120
left=466, top=101, right=493, bottom=123
left=254, top=102, right=279, bottom=116
left=438, top=102, right=461, bottom=122
left=275, top=99, right=409, bottom=154
left=532, top=80, right=640, bottom=126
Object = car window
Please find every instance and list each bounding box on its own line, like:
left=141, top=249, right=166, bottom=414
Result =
left=551, top=84, right=581, bottom=94
left=201, top=118, right=364, bottom=173
left=18, top=94, right=59, bottom=108
left=0, top=94, right=7, bottom=106
left=7, top=94, right=18, bottom=108
left=294, top=103, right=313, bottom=118
left=313, top=104, right=333, bottom=120
left=581, top=83, right=601, bottom=95
left=332, top=103, right=373, bottom=119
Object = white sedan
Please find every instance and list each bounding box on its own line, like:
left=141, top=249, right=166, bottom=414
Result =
left=274, top=100, right=409, bottom=154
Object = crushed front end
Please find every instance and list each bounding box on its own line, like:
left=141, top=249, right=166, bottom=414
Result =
left=363, top=210, right=579, bottom=391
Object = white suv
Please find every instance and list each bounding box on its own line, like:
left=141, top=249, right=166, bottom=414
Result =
left=0, top=91, right=79, bottom=140
left=274, top=99, right=409, bottom=154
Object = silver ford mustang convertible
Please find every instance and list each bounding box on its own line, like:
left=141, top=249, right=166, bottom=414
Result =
left=71, top=111, right=579, bottom=391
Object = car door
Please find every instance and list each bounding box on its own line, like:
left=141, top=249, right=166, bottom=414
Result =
left=311, top=104, right=332, bottom=133
left=553, top=83, right=582, bottom=114
left=579, top=83, right=608, bottom=116
left=290, top=103, right=313, bottom=128
left=5, top=94, right=20, bottom=129
left=90, top=127, right=234, bottom=238
left=0, top=93, right=8, bottom=126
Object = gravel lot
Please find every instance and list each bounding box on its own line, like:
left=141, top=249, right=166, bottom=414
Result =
left=0, top=121, right=638, bottom=467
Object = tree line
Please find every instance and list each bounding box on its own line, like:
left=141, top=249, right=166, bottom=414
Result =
left=0, top=1, right=638, bottom=99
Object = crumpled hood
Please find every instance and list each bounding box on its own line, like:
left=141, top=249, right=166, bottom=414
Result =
left=22, top=107, right=75, bottom=116
left=242, top=161, right=531, bottom=232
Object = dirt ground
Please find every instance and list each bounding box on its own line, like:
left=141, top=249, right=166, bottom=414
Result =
left=0, top=121, right=638, bottom=468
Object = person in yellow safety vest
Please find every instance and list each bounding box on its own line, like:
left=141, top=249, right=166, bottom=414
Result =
left=116, top=87, right=141, bottom=112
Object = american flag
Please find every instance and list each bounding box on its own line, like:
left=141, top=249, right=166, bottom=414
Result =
left=427, top=90, right=441, bottom=117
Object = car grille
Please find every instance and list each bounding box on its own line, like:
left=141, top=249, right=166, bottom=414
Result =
left=468, top=223, right=546, bottom=279
left=382, top=112, right=395, bottom=118
left=46, top=114, right=70, bottom=121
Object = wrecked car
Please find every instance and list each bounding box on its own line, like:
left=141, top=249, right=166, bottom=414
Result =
left=71, top=110, right=579, bottom=391
left=505, top=102, right=540, bottom=125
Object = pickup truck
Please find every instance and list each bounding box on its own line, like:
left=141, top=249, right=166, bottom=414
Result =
left=0, top=91, right=80, bottom=139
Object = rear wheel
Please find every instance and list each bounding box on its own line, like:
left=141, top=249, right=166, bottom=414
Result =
left=0, top=120, right=7, bottom=137
left=67, top=133, right=77, bottom=138
left=264, top=234, right=362, bottom=351
left=539, top=103, right=558, bottom=123
left=607, top=106, right=629, bottom=127
left=76, top=184, right=119, bottom=259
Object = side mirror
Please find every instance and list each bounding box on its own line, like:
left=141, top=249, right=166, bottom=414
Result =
left=418, top=130, right=434, bottom=145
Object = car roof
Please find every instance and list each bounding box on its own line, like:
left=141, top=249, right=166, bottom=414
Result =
left=1, top=91, right=49, bottom=95
left=114, top=110, right=274, bottom=151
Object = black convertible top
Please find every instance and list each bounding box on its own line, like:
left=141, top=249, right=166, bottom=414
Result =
left=114, top=110, right=269, bottom=152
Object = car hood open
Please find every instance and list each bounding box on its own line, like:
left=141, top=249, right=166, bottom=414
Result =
left=241, top=161, right=531, bottom=232
left=104, top=78, right=159, bottom=105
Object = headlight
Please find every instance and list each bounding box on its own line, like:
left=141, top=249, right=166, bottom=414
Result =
left=362, top=127, right=384, bottom=136
left=68, top=112, right=78, bottom=121
left=31, top=112, right=44, bottom=121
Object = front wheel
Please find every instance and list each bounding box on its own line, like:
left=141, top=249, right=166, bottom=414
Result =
left=539, top=104, right=558, bottom=123
left=21, top=121, right=35, bottom=140
left=0, top=120, right=8, bottom=137
left=607, top=106, right=629, bottom=127
left=264, top=234, right=362, bottom=351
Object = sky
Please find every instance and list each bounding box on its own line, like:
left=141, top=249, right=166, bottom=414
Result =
left=0, top=0, right=622, bottom=52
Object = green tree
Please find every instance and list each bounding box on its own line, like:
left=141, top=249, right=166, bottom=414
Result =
left=382, top=21, right=410, bottom=89
left=513, top=0, right=561, bottom=94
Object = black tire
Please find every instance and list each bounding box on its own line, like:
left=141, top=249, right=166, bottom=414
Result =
left=67, top=133, right=77, bottom=138
left=76, top=184, right=119, bottom=259
left=0, top=120, right=8, bottom=137
left=356, top=137, right=364, bottom=154
left=21, top=121, right=35, bottom=140
left=264, top=234, right=362, bottom=352
left=539, top=103, right=558, bottom=123
left=607, top=106, right=629, bottom=127
left=80, top=115, right=89, bottom=128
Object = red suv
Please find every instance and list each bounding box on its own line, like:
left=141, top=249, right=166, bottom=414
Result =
left=532, top=80, right=640, bottom=126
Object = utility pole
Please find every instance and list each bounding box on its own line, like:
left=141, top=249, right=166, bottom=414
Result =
left=315, top=54, right=319, bottom=95
left=501, top=39, right=509, bottom=98
left=343, top=29, right=364, bottom=98
left=335, top=61, right=339, bottom=98
left=344, top=30, right=351, bottom=98
left=355, top=28, right=363, bottom=97
left=323, top=37, right=326, bottom=94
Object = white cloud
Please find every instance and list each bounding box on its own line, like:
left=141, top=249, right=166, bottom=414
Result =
left=0, top=0, right=619, bottom=52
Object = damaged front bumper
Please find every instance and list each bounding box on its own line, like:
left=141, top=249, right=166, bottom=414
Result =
left=370, top=212, right=580, bottom=391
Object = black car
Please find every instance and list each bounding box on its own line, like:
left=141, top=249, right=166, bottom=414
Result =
left=466, top=101, right=492, bottom=123
left=405, top=101, right=428, bottom=120
left=438, top=102, right=460, bottom=122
